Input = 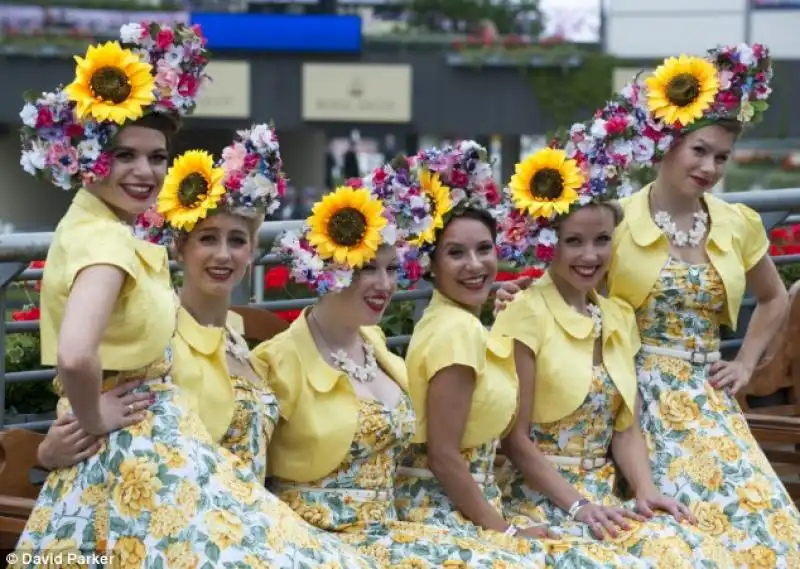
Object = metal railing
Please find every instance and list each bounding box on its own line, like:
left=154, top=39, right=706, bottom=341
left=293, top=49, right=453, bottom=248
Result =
left=2, top=188, right=800, bottom=430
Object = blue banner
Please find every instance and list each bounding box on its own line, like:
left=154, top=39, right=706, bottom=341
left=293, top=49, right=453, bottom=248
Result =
left=751, top=0, right=800, bottom=8
left=189, top=13, right=362, bottom=53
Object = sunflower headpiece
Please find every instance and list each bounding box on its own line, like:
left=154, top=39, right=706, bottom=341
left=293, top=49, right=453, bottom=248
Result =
left=136, top=123, right=286, bottom=238
left=19, top=21, right=209, bottom=190
left=645, top=44, right=772, bottom=132
left=497, top=43, right=773, bottom=269
left=273, top=156, right=437, bottom=295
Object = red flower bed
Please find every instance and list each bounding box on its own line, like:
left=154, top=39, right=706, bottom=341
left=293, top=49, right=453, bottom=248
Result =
left=770, top=224, right=800, bottom=257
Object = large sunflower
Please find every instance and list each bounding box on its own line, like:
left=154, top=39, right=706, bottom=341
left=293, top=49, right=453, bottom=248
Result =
left=646, top=55, right=719, bottom=127
left=65, top=41, right=155, bottom=125
left=509, top=148, right=583, bottom=219
left=157, top=150, right=226, bottom=232
left=307, top=186, right=387, bottom=268
left=414, top=168, right=452, bottom=245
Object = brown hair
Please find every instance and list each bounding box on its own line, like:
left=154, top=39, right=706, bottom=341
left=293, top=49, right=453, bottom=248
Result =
left=714, top=118, right=744, bottom=138
left=128, top=111, right=182, bottom=147
left=551, top=201, right=624, bottom=232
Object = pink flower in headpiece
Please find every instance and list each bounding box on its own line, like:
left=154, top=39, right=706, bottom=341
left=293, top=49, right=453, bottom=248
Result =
left=222, top=142, right=247, bottom=172
left=277, top=177, right=287, bottom=196
left=47, top=142, right=79, bottom=174
left=91, top=152, right=112, bottom=178
left=36, top=107, right=54, bottom=129
left=178, top=74, right=200, bottom=98
left=156, top=28, right=175, bottom=50
left=155, top=60, right=180, bottom=91
left=243, top=153, right=260, bottom=171
left=224, top=171, right=244, bottom=191
left=535, top=243, right=555, bottom=262
left=605, top=115, right=628, bottom=136
left=450, top=168, right=469, bottom=188
left=345, top=177, right=364, bottom=188
left=484, top=180, right=501, bottom=205
left=405, top=260, right=423, bottom=282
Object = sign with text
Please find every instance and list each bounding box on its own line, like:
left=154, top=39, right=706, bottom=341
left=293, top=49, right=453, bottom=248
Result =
left=302, top=63, right=412, bottom=123
left=193, top=61, right=251, bottom=119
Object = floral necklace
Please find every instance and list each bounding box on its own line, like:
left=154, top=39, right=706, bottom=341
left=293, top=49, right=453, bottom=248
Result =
left=586, top=303, right=602, bottom=339
left=225, top=327, right=251, bottom=365
left=311, top=312, right=378, bottom=384
left=653, top=209, right=708, bottom=248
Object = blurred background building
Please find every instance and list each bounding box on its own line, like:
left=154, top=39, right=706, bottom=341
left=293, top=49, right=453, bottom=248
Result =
left=1, top=0, right=800, bottom=230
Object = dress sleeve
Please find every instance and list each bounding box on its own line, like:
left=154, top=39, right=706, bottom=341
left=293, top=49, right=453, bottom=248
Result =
left=734, top=203, right=770, bottom=272
left=491, top=291, right=543, bottom=356
left=251, top=337, right=302, bottom=421
left=421, top=317, right=485, bottom=381
left=64, top=222, right=138, bottom=288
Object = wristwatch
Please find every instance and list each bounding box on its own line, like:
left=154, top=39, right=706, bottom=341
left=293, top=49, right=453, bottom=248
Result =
left=567, top=498, right=590, bottom=520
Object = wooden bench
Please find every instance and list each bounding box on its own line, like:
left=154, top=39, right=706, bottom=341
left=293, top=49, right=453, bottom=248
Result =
left=737, top=280, right=800, bottom=504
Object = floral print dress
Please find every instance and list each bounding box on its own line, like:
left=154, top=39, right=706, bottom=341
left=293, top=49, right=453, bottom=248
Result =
left=270, top=395, right=548, bottom=568
left=499, top=366, right=734, bottom=568
left=15, top=349, right=375, bottom=569
left=635, top=258, right=800, bottom=567
left=396, top=435, right=653, bottom=568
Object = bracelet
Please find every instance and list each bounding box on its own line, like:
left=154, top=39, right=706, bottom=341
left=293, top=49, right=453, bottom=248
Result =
left=567, top=498, right=590, bottom=520
left=503, top=525, right=519, bottom=537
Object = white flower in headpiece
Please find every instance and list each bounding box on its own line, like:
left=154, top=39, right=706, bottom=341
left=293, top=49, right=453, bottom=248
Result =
left=20, top=103, right=38, bottom=128
left=537, top=227, right=558, bottom=246
left=632, top=136, right=655, bottom=162
left=590, top=119, right=607, bottom=139
left=249, top=124, right=277, bottom=152
left=20, top=146, right=46, bottom=175
left=77, top=139, right=102, bottom=161
left=737, top=43, right=755, bottom=66
left=242, top=173, right=275, bottom=200
left=163, top=45, right=185, bottom=68
left=120, top=22, right=145, bottom=44
left=380, top=223, right=397, bottom=246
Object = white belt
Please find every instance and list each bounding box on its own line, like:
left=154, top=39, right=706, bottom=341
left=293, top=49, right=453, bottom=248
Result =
left=640, top=344, right=721, bottom=364
left=271, top=483, right=393, bottom=501
left=397, top=466, right=495, bottom=486
left=545, top=455, right=607, bottom=470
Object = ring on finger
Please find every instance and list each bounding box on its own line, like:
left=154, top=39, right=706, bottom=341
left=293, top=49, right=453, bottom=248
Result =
left=127, top=403, right=134, bottom=414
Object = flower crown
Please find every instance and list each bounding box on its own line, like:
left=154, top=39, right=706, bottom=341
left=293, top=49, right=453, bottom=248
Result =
left=273, top=158, right=436, bottom=295
left=497, top=42, right=773, bottom=269
left=150, top=123, right=286, bottom=235
left=19, top=21, right=209, bottom=191
left=415, top=141, right=502, bottom=269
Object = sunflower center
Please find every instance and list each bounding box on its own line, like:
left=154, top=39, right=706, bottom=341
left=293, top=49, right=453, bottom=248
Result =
left=178, top=173, right=209, bottom=208
left=530, top=169, right=564, bottom=200
left=327, top=207, right=367, bottom=247
left=89, top=66, right=132, bottom=104
left=665, top=73, right=701, bottom=108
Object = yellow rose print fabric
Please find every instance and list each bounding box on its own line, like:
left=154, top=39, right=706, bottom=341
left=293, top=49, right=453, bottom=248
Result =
left=270, top=395, right=549, bottom=568
left=635, top=258, right=800, bottom=566
left=13, top=350, right=375, bottom=568
left=499, top=366, right=734, bottom=567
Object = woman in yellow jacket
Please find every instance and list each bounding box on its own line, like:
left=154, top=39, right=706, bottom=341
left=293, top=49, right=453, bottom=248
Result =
left=489, top=142, right=733, bottom=567
left=27, top=124, right=375, bottom=567
left=250, top=158, right=549, bottom=568
left=396, top=143, right=648, bottom=568
left=608, top=45, right=800, bottom=566
left=497, top=43, right=800, bottom=566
